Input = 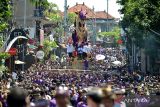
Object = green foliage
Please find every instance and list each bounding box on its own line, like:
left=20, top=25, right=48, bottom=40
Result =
left=0, top=0, right=11, bottom=31
left=44, top=3, right=64, bottom=40
left=118, top=0, right=160, bottom=46
left=118, top=0, right=160, bottom=70
left=0, top=52, right=10, bottom=72
left=98, top=27, right=121, bottom=43
left=48, top=13, right=62, bottom=22
left=67, top=13, right=77, bottom=25
left=47, top=3, right=59, bottom=13
left=0, top=52, right=10, bottom=60
left=118, top=0, right=160, bottom=32
left=0, top=37, right=3, bottom=47
left=43, top=39, right=58, bottom=58
left=51, top=54, right=57, bottom=61
left=0, top=23, right=8, bottom=31
left=30, top=0, right=49, bottom=10
left=44, top=3, right=61, bottom=22
left=0, top=65, right=8, bottom=72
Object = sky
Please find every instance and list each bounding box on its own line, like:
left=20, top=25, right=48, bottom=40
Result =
left=48, top=0, right=121, bottom=18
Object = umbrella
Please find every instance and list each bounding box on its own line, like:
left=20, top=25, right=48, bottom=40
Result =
left=15, top=60, right=25, bottom=64
left=112, top=61, right=121, bottom=65
left=96, top=54, right=105, bottom=61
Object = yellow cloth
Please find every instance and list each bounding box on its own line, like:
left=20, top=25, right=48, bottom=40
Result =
left=72, top=58, right=78, bottom=69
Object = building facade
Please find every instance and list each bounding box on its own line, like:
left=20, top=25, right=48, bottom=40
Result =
left=12, top=0, right=35, bottom=27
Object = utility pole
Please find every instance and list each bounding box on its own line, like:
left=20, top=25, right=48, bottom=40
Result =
left=64, top=0, right=68, bottom=38
left=93, top=7, right=97, bottom=45
left=24, top=0, right=27, bottom=28
left=106, top=0, right=109, bottom=32
left=131, top=37, right=135, bottom=71
left=23, top=0, right=27, bottom=72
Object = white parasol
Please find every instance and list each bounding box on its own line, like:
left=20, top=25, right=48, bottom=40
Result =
left=112, top=61, right=121, bottom=65
left=15, top=60, right=25, bottom=64
left=96, top=54, right=105, bottom=61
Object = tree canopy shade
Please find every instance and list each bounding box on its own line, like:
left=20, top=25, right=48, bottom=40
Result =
left=117, top=0, right=160, bottom=46
left=117, top=0, right=160, bottom=33
left=0, top=0, right=11, bottom=31
left=118, top=0, right=160, bottom=72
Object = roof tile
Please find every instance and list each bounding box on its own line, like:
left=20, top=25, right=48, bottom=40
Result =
left=67, top=4, right=115, bottom=19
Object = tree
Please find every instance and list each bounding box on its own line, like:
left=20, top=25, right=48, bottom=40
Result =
left=45, top=3, right=60, bottom=22
left=98, top=27, right=121, bottom=45
left=29, top=0, right=49, bottom=9
left=118, top=0, right=160, bottom=34
left=118, top=0, right=160, bottom=72
left=67, top=13, right=77, bottom=26
left=117, top=0, right=160, bottom=47
left=45, top=3, right=77, bottom=41
left=0, top=0, right=12, bottom=31
left=43, top=39, right=58, bottom=59
left=29, top=0, right=50, bottom=16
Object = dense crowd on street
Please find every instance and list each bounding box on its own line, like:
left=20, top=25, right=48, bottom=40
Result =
left=0, top=46, right=159, bottom=107
left=29, top=44, right=126, bottom=71
left=89, top=46, right=126, bottom=71
left=0, top=68, right=160, bottom=107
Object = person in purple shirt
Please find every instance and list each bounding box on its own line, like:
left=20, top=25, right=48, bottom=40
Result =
left=77, top=101, right=87, bottom=107
left=83, top=59, right=89, bottom=70
left=77, top=94, right=87, bottom=107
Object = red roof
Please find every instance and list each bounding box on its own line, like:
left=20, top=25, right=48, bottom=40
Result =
left=68, top=3, right=95, bottom=19
left=95, top=11, right=115, bottom=19
left=67, top=3, right=115, bottom=19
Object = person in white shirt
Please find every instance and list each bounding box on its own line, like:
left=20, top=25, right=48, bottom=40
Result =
left=67, top=43, right=74, bottom=58
left=82, top=43, right=88, bottom=59
left=12, top=71, right=17, bottom=80
left=87, top=43, right=92, bottom=53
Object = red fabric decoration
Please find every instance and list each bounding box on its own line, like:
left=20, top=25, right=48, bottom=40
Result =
left=38, top=45, right=43, bottom=50
left=28, top=39, right=35, bottom=44
left=73, top=51, right=77, bottom=57
left=8, top=48, right=17, bottom=55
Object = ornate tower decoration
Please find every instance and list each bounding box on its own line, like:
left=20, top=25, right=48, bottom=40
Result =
left=72, top=9, right=88, bottom=48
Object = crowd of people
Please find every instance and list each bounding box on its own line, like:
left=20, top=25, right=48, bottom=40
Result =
left=27, top=44, right=126, bottom=71
left=63, top=43, right=126, bottom=71
left=0, top=45, right=159, bottom=107
left=0, top=68, right=160, bottom=107
left=89, top=46, right=126, bottom=71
